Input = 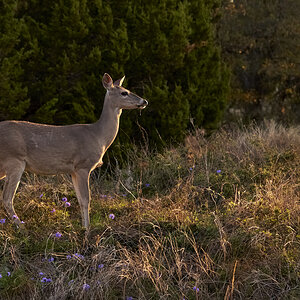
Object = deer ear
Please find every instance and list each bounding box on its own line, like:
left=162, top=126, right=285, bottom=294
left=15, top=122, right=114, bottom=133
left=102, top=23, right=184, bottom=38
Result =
left=102, top=73, right=113, bottom=90
left=114, top=76, right=125, bottom=87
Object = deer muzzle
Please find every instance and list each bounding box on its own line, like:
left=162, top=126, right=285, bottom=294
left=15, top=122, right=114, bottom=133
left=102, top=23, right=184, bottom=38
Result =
left=137, top=99, right=148, bottom=109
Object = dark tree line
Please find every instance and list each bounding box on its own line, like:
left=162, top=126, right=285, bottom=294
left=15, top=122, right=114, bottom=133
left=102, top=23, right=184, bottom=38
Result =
left=0, top=0, right=230, bottom=150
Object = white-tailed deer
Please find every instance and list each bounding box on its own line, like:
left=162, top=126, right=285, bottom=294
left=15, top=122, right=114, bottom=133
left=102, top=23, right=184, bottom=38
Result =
left=0, top=73, right=148, bottom=228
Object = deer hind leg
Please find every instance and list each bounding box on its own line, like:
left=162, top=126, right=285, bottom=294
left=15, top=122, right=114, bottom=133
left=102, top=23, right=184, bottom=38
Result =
left=2, top=161, right=25, bottom=224
left=71, top=169, right=91, bottom=229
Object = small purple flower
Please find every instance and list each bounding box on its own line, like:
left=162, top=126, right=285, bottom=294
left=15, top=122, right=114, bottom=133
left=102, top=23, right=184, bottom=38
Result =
left=66, top=255, right=72, bottom=259
left=0, top=219, right=6, bottom=224
left=100, top=194, right=107, bottom=198
left=41, top=277, right=47, bottom=283
left=12, top=215, right=18, bottom=219
left=39, top=272, right=44, bottom=276
left=189, top=167, right=194, bottom=171
left=83, top=283, right=90, bottom=290
left=68, top=279, right=74, bottom=285
left=193, top=286, right=199, bottom=292
left=145, top=183, right=150, bottom=187
left=74, top=253, right=84, bottom=259
left=51, top=208, right=56, bottom=213
left=46, top=278, right=52, bottom=283
left=98, top=264, right=104, bottom=269
left=21, top=221, right=25, bottom=224
left=109, top=214, right=115, bottom=220
left=126, top=297, right=133, bottom=300
left=0, top=274, right=2, bottom=279
left=48, top=257, right=54, bottom=262
left=7, top=272, right=11, bottom=276
left=65, top=202, right=71, bottom=207
left=39, top=194, right=43, bottom=198
left=62, top=197, right=67, bottom=202
left=216, top=169, right=221, bottom=174
left=55, top=232, right=62, bottom=238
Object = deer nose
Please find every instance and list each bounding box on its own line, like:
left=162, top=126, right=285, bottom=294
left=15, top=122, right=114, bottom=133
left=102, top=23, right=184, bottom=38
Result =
left=138, top=99, right=148, bottom=108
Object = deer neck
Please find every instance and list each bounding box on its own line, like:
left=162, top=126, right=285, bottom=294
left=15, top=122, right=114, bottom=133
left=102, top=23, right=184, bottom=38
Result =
left=93, top=94, right=122, bottom=150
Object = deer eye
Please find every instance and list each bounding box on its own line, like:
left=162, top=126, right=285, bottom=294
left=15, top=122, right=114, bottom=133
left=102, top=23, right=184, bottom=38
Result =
left=121, top=91, right=128, bottom=96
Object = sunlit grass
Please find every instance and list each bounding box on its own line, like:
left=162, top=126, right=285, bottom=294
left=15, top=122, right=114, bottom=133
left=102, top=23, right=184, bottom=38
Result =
left=0, top=121, right=299, bottom=299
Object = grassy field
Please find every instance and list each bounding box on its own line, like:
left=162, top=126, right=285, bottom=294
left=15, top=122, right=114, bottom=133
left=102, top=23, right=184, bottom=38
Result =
left=0, top=121, right=299, bottom=299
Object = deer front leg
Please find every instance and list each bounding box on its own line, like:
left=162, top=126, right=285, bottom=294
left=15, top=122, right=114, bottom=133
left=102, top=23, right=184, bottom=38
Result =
left=71, top=169, right=91, bottom=229
left=2, top=162, right=25, bottom=225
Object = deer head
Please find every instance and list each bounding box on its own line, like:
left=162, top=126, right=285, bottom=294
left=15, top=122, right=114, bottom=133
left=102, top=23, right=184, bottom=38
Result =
left=102, top=73, right=148, bottom=110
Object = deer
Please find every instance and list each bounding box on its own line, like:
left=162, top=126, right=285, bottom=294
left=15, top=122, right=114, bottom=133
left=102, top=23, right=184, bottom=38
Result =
left=0, top=73, right=148, bottom=229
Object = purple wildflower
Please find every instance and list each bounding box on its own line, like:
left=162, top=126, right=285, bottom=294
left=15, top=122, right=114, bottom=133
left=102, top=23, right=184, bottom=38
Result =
left=7, top=272, right=11, bottom=276
left=74, top=253, right=84, bottom=259
left=62, top=197, right=67, bottom=202
left=21, top=221, right=25, bottom=224
left=51, top=208, right=56, bottom=213
left=0, top=274, right=2, bottom=279
left=55, top=232, right=62, bottom=238
left=193, top=286, right=199, bottom=292
left=46, top=278, right=52, bottom=283
left=0, top=219, right=6, bottom=224
left=65, top=202, right=71, bottom=207
left=145, top=183, right=150, bottom=187
left=39, top=272, right=44, bottom=276
left=48, top=257, right=54, bottom=262
left=126, top=297, right=133, bottom=300
left=216, top=169, right=221, bottom=174
left=12, top=215, right=18, bottom=219
left=41, top=277, right=47, bottom=283
left=68, top=280, right=74, bottom=285
left=39, top=194, right=43, bottom=198
left=98, top=264, right=104, bottom=269
left=66, top=255, right=72, bottom=259
left=83, top=283, right=90, bottom=290
left=109, top=213, right=115, bottom=220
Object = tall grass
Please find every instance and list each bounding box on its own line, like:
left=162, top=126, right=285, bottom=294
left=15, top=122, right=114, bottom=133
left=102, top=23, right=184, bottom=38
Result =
left=0, top=121, right=299, bottom=299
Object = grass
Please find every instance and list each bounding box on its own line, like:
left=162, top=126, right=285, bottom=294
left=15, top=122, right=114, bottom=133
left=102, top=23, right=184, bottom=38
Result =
left=0, top=121, right=299, bottom=299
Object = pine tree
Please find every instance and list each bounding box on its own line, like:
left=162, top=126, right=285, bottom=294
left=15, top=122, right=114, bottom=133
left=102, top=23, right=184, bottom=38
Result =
left=0, top=0, right=30, bottom=120
left=0, top=0, right=230, bottom=149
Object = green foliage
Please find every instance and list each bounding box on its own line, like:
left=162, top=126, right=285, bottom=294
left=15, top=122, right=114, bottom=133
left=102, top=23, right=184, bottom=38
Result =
left=0, top=0, right=229, bottom=147
left=0, top=0, right=30, bottom=119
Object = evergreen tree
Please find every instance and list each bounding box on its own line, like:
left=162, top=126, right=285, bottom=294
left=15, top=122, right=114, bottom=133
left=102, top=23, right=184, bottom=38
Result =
left=0, top=0, right=30, bottom=120
left=119, top=0, right=230, bottom=144
left=0, top=0, right=230, bottom=149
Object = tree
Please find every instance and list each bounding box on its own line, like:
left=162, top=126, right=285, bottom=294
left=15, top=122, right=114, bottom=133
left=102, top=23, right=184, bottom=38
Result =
left=121, top=0, right=230, bottom=145
left=0, top=0, right=30, bottom=120
left=0, top=0, right=230, bottom=149
left=218, top=0, right=300, bottom=124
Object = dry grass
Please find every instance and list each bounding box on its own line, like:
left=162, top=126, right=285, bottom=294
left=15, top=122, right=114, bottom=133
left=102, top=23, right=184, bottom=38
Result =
left=0, top=121, right=299, bottom=299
